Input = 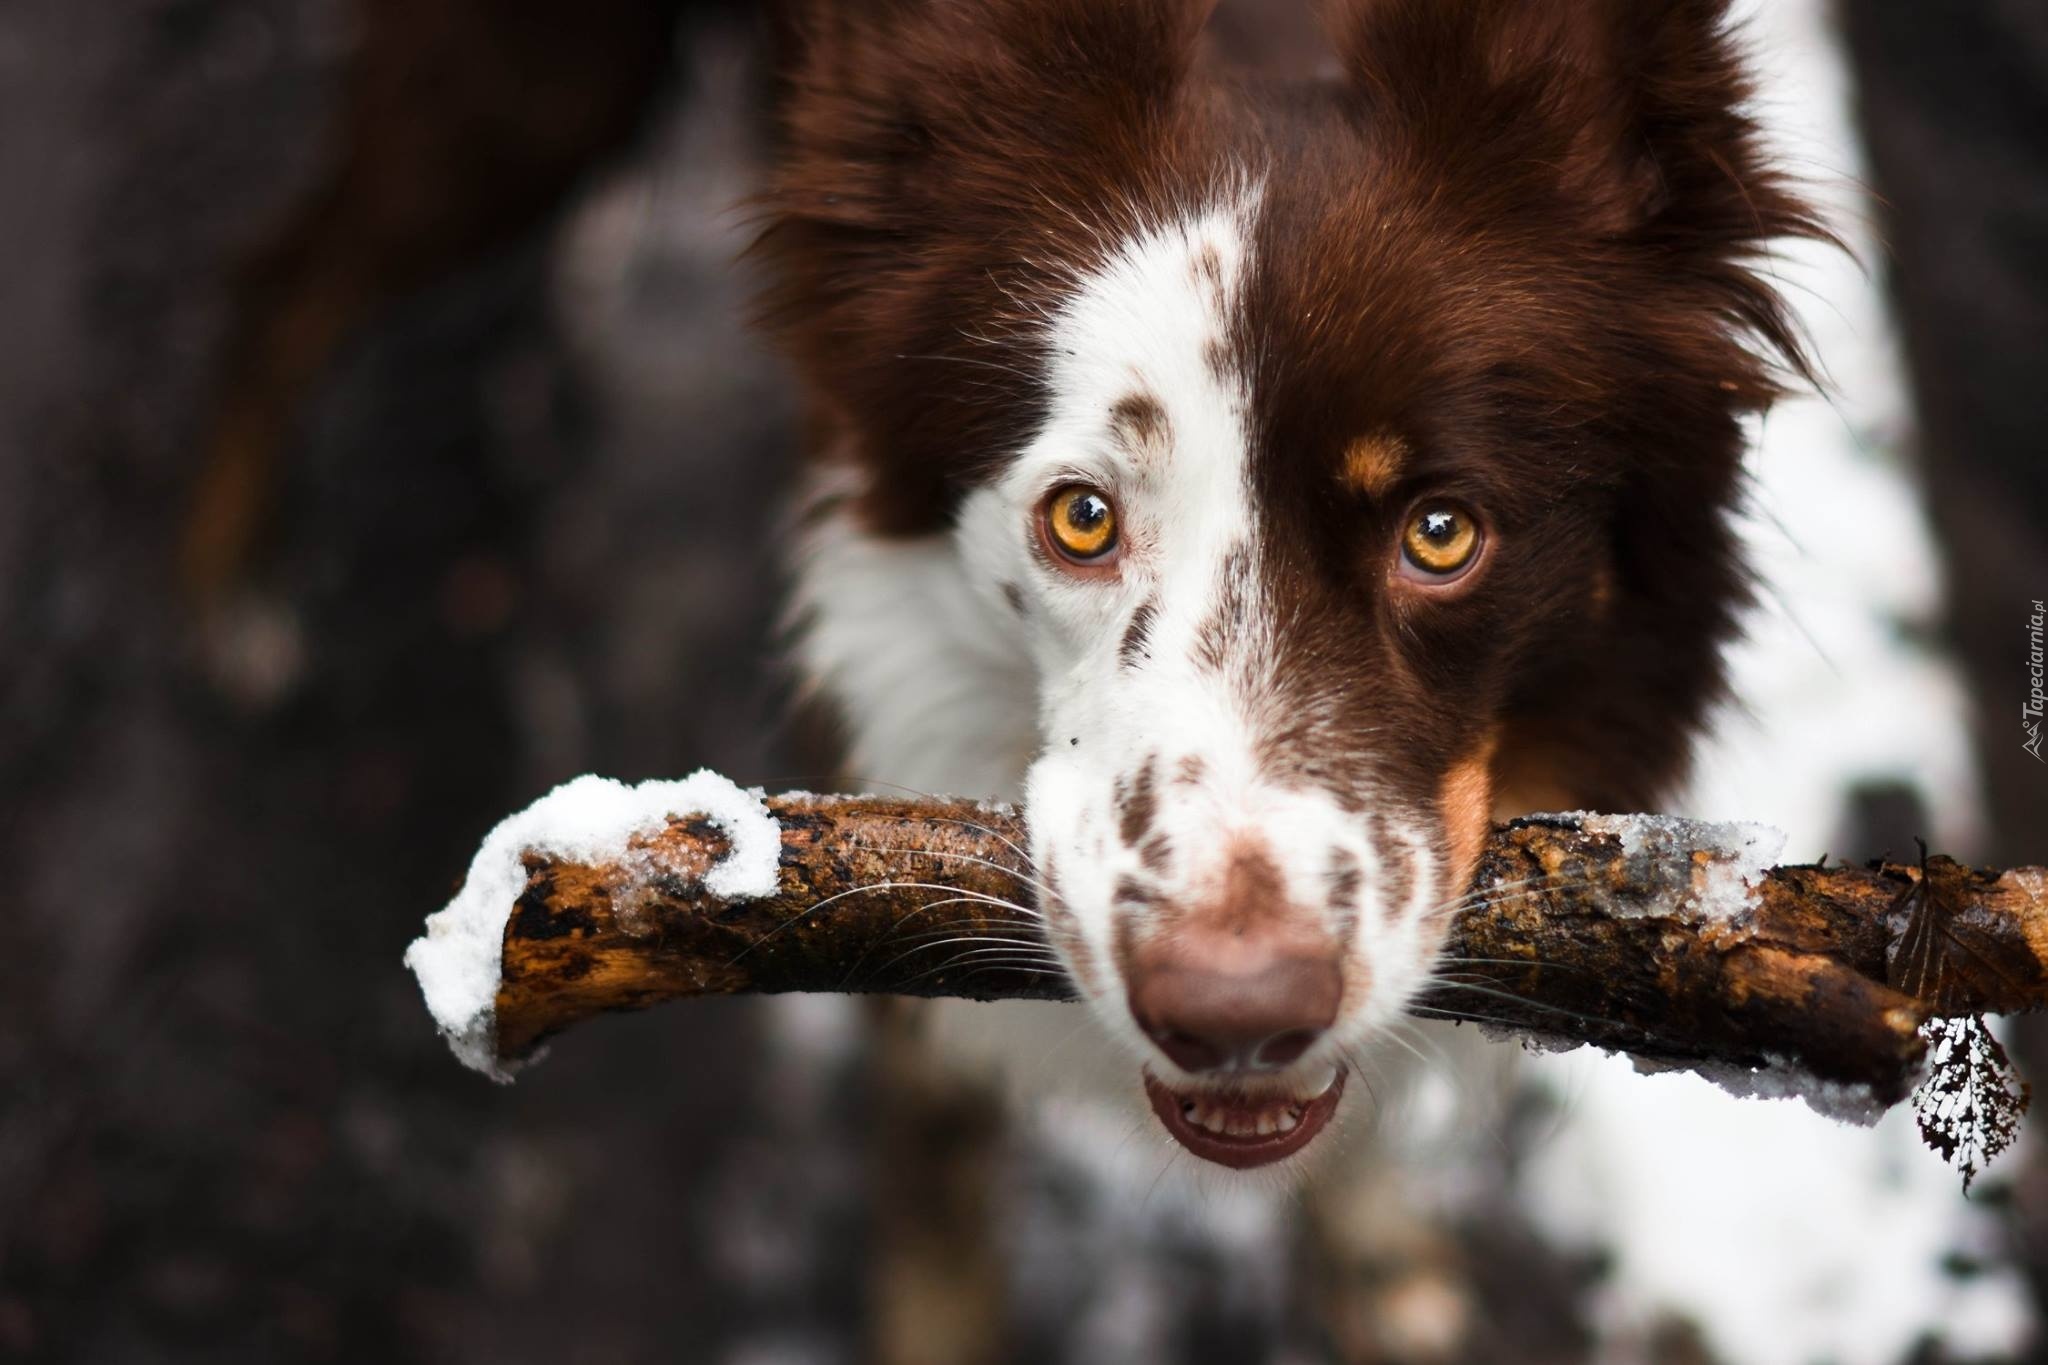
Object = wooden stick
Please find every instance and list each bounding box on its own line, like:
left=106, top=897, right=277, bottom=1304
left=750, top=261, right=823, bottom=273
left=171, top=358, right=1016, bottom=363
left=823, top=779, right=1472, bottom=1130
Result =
left=439, top=790, right=2048, bottom=1111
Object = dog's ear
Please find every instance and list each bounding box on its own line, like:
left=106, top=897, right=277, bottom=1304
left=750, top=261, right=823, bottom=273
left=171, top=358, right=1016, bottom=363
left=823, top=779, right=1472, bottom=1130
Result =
left=754, top=0, right=1213, bottom=532
left=1329, top=0, right=1796, bottom=236
left=762, top=0, right=1211, bottom=247
left=1330, top=0, right=1831, bottom=396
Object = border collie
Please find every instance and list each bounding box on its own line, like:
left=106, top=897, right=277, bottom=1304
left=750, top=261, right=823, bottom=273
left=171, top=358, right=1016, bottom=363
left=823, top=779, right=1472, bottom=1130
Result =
left=753, top=0, right=1826, bottom=1172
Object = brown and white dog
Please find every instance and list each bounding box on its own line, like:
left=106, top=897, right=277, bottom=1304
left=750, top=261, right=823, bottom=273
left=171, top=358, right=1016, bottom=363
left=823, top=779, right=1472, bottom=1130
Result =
left=753, top=0, right=1826, bottom=1173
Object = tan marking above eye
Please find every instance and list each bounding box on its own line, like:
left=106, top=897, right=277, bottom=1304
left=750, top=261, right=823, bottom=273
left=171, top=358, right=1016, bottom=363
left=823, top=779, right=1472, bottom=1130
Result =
left=1043, top=484, right=1119, bottom=563
left=1400, top=502, right=1482, bottom=580
left=1343, top=434, right=1408, bottom=499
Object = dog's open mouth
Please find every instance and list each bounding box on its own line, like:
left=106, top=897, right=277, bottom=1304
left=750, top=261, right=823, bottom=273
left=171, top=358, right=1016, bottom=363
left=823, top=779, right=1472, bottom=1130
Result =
left=1142, top=1066, right=1347, bottom=1170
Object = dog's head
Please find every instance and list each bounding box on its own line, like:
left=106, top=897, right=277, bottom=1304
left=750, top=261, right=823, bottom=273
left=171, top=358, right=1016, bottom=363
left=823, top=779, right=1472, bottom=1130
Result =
left=757, top=0, right=1824, bottom=1168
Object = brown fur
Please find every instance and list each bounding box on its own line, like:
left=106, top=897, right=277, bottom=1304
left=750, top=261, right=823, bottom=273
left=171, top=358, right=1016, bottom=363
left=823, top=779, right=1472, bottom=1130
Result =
left=1111, top=392, right=1174, bottom=463
left=1212, top=842, right=1291, bottom=938
left=1120, top=599, right=1159, bottom=667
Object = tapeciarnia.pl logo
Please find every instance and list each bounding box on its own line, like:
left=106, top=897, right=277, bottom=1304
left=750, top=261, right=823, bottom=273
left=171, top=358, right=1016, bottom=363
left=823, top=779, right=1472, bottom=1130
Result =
left=2028, top=599, right=2046, bottom=762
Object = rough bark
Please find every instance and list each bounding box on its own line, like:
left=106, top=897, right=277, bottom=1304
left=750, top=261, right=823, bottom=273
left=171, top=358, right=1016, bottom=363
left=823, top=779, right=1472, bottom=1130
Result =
left=491, top=796, right=2048, bottom=1109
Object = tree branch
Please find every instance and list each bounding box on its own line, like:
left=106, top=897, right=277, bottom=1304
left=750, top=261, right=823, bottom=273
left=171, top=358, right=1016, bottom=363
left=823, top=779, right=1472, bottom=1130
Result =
left=415, top=787, right=2048, bottom=1114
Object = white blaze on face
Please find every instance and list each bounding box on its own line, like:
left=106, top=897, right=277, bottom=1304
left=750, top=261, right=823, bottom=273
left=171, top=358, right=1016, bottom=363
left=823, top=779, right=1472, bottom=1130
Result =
left=943, top=189, right=1444, bottom=1069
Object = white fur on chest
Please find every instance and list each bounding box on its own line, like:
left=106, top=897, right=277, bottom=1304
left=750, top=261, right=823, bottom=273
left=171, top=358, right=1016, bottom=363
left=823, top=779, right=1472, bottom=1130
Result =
left=786, top=484, right=1039, bottom=802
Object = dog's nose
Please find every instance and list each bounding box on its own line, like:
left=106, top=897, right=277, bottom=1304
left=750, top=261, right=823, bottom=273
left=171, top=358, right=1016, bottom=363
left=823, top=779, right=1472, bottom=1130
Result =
left=1127, top=931, right=1342, bottom=1075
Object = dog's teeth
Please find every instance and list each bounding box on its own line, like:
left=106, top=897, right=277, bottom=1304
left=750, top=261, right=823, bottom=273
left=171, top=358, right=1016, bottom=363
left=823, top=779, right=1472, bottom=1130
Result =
left=1178, top=1094, right=1312, bottom=1140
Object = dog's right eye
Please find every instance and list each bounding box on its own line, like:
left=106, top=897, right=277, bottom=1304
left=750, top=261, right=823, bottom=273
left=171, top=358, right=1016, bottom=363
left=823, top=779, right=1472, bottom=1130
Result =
left=1043, top=485, right=1120, bottom=565
left=1398, top=502, right=1483, bottom=582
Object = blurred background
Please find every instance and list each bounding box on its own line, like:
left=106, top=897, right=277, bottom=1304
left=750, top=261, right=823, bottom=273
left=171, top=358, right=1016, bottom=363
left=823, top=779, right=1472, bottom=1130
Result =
left=0, top=1, right=2044, bottom=1361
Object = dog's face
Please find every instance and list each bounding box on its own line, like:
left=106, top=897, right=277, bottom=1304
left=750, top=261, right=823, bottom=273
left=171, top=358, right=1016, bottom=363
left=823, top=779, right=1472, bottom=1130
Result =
left=759, top=0, right=1821, bottom=1168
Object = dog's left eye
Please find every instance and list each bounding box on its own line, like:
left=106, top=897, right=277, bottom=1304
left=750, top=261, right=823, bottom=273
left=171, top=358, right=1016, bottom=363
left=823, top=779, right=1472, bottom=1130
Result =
left=1399, top=503, right=1483, bottom=581
left=1043, top=485, right=1120, bottom=564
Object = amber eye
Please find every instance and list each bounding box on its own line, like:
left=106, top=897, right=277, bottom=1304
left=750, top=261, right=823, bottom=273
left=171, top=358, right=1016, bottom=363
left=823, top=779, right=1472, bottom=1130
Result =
left=1399, top=503, right=1483, bottom=580
left=1043, top=485, right=1119, bottom=563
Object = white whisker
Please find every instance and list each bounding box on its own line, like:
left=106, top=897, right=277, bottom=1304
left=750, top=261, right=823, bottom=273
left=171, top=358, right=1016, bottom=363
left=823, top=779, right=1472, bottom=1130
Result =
left=727, top=880, right=1032, bottom=965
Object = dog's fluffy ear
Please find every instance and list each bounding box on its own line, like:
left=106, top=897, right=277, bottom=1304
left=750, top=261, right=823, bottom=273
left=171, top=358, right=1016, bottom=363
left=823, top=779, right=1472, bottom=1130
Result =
left=754, top=0, right=1213, bottom=532
left=1330, top=0, right=1830, bottom=395
left=764, top=0, right=1210, bottom=239
left=1329, top=0, right=1784, bottom=235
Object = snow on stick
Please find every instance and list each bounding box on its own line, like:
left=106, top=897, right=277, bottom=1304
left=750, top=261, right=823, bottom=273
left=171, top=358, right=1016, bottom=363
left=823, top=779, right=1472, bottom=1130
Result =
left=403, top=772, right=783, bottom=1080
left=405, top=780, right=2048, bottom=1133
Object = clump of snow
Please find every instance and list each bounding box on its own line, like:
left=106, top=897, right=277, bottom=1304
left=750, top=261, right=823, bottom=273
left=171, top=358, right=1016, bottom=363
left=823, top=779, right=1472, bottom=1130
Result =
left=1476, top=1021, right=1584, bottom=1058
left=1661, top=1054, right=1892, bottom=1128
left=1481, top=1030, right=1889, bottom=1125
left=404, top=771, right=781, bottom=1081
left=1573, top=812, right=1785, bottom=921
left=1580, top=812, right=1783, bottom=881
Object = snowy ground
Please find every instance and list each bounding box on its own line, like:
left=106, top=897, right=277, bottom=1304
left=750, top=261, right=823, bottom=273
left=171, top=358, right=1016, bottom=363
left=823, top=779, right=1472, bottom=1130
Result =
left=1505, top=3, right=2034, bottom=1360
